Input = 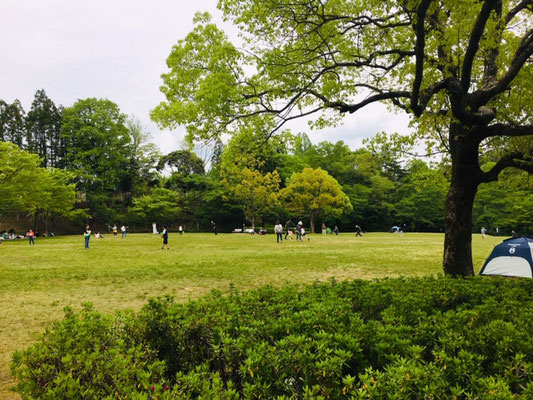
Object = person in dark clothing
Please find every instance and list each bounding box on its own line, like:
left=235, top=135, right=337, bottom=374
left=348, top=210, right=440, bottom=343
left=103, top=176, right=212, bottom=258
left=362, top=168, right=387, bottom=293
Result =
left=284, top=220, right=291, bottom=239
left=161, top=226, right=169, bottom=249
left=212, top=221, right=218, bottom=235
left=334, top=226, right=339, bottom=235
left=355, top=225, right=363, bottom=237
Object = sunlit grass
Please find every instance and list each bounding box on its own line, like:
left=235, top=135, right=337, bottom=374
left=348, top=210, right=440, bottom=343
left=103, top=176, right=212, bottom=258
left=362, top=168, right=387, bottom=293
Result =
left=0, top=232, right=502, bottom=398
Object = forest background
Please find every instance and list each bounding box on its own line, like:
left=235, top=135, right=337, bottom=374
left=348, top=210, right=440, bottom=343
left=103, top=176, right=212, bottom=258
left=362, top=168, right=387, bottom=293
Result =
left=1, top=90, right=531, bottom=235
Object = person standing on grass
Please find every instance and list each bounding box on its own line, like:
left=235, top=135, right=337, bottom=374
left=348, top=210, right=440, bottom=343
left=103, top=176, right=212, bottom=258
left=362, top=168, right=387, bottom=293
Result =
left=84, top=225, right=91, bottom=249
left=112, top=224, right=118, bottom=237
left=284, top=219, right=291, bottom=240
left=355, top=224, right=363, bottom=237
left=179, top=225, right=183, bottom=235
left=334, top=226, right=339, bottom=235
left=161, top=226, right=169, bottom=249
left=121, top=225, right=127, bottom=238
left=275, top=221, right=283, bottom=243
left=27, top=229, right=35, bottom=246
left=322, top=223, right=327, bottom=235
left=481, top=226, right=487, bottom=239
left=296, top=221, right=303, bottom=241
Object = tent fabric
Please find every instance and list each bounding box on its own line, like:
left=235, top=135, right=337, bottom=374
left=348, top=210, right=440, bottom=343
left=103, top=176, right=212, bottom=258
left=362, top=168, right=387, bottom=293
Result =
left=480, top=236, right=533, bottom=278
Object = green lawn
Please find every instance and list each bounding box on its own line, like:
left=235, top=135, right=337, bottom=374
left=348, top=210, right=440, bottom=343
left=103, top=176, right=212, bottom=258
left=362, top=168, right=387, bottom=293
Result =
left=0, top=232, right=501, bottom=399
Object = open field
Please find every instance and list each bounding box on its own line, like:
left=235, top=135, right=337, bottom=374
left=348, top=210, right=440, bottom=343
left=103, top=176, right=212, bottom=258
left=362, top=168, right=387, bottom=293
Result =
left=0, top=232, right=502, bottom=399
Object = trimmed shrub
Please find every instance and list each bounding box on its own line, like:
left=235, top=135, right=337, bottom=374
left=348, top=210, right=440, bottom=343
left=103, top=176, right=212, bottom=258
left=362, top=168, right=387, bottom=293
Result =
left=12, top=277, right=533, bottom=399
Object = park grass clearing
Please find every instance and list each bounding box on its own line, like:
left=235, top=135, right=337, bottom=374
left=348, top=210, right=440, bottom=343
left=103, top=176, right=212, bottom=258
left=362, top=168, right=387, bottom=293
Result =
left=0, top=232, right=501, bottom=399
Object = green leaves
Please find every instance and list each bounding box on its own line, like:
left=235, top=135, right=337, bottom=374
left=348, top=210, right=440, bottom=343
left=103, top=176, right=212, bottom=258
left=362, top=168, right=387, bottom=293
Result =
left=280, top=168, right=352, bottom=231
left=0, top=142, right=78, bottom=220
left=220, top=155, right=281, bottom=228
left=12, top=278, right=533, bottom=398
left=151, top=12, right=244, bottom=141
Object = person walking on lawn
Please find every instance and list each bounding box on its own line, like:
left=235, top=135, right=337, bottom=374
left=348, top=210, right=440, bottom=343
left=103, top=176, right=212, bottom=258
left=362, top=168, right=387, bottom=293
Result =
left=161, top=226, right=169, bottom=250
left=275, top=221, right=284, bottom=243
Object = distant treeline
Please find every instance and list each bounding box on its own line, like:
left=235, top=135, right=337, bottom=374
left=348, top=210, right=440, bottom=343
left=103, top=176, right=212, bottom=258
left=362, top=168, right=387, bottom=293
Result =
left=1, top=90, right=531, bottom=234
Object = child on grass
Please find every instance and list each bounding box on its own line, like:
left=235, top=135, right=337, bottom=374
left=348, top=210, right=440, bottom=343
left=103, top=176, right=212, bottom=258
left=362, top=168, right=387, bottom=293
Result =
left=161, top=226, right=169, bottom=250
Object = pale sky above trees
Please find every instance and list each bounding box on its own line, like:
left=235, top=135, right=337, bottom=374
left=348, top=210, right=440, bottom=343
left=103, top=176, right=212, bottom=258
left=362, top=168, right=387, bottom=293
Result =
left=1, top=0, right=410, bottom=153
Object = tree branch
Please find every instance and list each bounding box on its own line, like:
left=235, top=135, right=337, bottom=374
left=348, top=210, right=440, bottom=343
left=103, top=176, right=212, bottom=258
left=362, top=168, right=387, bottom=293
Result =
left=307, top=89, right=410, bottom=114
left=481, top=123, right=533, bottom=139
left=481, top=152, right=533, bottom=183
left=461, top=0, right=499, bottom=93
left=410, top=0, right=434, bottom=116
left=473, top=27, right=533, bottom=107
left=505, top=0, right=531, bottom=24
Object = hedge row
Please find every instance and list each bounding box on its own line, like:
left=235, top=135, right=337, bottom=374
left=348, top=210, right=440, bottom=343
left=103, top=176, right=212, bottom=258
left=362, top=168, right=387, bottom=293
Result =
left=12, top=277, right=533, bottom=399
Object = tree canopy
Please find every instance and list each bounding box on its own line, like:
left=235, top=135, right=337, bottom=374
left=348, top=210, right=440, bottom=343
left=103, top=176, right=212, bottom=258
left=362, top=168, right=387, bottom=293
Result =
left=280, top=168, right=352, bottom=233
left=152, top=0, right=533, bottom=276
left=0, top=142, right=78, bottom=227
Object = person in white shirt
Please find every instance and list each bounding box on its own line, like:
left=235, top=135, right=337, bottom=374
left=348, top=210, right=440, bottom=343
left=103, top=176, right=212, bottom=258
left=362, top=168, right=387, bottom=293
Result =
left=121, top=225, right=127, bottom=238
left=274, top=221, right=283, bottom=243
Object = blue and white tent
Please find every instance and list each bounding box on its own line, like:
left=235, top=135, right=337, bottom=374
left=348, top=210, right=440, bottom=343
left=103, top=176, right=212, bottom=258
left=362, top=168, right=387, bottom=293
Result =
left=480, top=236, right=533, bottom=278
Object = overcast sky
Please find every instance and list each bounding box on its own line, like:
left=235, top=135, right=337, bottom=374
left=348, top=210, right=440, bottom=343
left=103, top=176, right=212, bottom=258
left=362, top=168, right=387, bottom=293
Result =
left=1, top=0, right=411, bottom=154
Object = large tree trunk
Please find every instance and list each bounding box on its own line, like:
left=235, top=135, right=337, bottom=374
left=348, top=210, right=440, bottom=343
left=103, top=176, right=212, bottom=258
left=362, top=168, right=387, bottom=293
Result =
left=310, top=213, right=315, bottom=233
left=443, top=124, right=481, bottom=276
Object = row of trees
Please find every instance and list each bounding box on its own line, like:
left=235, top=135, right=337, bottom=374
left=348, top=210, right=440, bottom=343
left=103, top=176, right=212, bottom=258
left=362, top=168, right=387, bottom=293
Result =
left=1, top=90, right=530, bottom=237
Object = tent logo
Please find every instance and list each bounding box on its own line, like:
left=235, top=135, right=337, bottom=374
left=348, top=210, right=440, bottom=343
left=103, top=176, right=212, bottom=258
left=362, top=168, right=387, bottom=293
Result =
left=507, top=243, right=520, bottom=254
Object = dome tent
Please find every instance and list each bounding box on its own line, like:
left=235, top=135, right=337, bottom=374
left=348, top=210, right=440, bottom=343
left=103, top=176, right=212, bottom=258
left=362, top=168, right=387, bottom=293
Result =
left=480, top=236, right=533, bottom=278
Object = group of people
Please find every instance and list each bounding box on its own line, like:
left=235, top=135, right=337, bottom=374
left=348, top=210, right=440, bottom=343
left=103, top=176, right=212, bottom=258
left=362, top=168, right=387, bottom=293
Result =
left=0, top=229, right=54, bottom=244
left=111, top=224, right=128, bottom=238
left=83, top=224, right=127, bottom=249
left=482, top=226, right=519, bottom=239
left=321, top=223, right=340, bottom=236
left=80, top=223, right=188, bottom=250
left=273, top=220, right=311, bottom=243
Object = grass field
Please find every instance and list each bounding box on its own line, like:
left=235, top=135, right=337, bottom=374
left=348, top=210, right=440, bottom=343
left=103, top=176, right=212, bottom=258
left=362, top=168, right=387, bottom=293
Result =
left=0, top=232, right=502, bottom=399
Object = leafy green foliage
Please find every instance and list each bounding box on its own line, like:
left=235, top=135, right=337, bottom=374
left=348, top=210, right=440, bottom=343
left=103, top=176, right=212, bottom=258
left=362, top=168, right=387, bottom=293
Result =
left=221, top=155, right=281, bottom=228
left=280, top=168, right=352, bottom=232
left=11, top=304, right=168, bottom=399
left=129, top=188, right=181, bottom=226
left=0, top=142, right=79, bottom=223
left=12, top=277, right=533, bottom=399
left=61, top=98, right=138, bottom=222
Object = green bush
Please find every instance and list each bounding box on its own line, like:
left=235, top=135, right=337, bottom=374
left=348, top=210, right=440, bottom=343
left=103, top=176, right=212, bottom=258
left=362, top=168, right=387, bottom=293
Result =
left=12, top=277, right=533, bottom=399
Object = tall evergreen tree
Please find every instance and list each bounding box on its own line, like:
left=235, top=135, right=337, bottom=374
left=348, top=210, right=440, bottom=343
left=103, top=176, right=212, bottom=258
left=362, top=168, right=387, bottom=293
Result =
left=0, top=99, right=26, bottom=148
left=25, top=89, right=64, bottom=167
